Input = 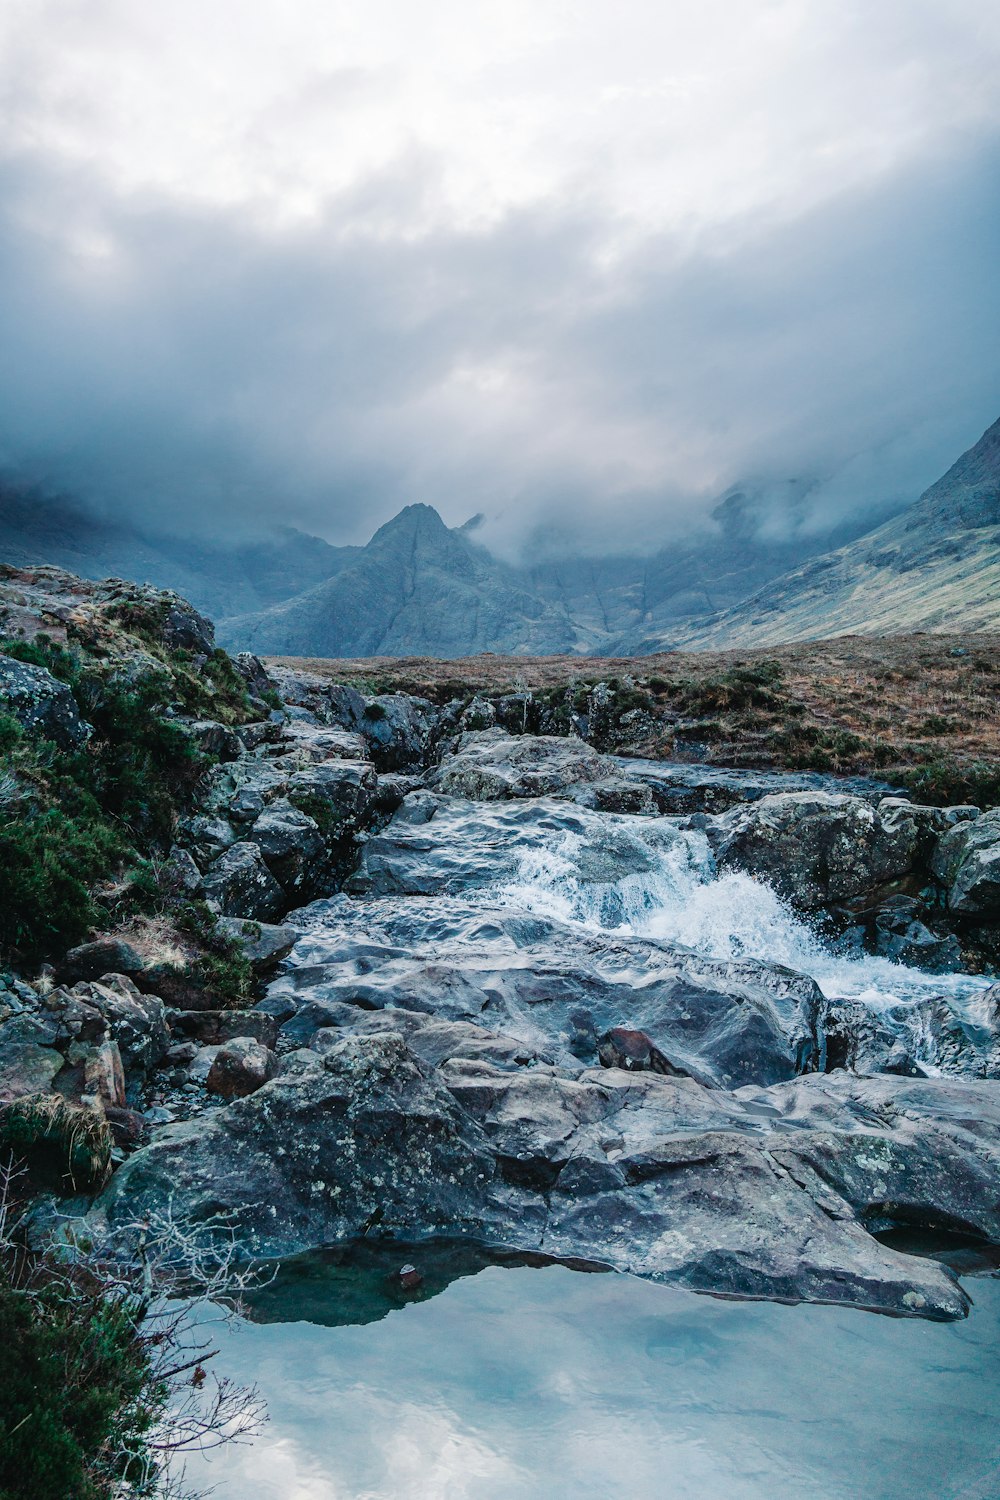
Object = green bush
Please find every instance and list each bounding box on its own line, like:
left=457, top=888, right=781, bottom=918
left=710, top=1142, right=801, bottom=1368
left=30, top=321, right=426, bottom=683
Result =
left=0, top=1275, right=162, bottom=1500
left=896, top=758, right=1000, bottom=810
left=0, top=635, right=81, bottom=686
left=0, top=797, right=128, bottom=961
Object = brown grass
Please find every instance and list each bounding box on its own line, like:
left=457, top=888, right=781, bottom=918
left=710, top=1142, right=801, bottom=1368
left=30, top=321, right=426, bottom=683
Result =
left=266, top=631, right=1000, bottom=804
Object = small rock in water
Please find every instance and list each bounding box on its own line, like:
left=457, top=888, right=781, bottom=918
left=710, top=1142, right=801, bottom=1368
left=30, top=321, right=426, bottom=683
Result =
left=398, top=1263, right=423, bottom=1291
left=598, top=1027, right=685, bottom=1077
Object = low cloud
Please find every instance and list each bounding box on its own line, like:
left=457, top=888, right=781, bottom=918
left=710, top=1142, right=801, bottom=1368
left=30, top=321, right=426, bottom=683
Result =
left=0, top=2, right=997, bottom=557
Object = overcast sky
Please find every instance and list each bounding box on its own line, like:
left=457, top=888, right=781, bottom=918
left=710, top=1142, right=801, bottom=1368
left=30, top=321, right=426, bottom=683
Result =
left=1, top=0, right=998, bottom=554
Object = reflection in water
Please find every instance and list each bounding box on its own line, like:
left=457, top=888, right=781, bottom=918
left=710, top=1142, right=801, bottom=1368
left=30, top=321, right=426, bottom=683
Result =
left=186, top=1263, right=1000, bottom=1500
left=243, top=1239, right=610, bottom=1328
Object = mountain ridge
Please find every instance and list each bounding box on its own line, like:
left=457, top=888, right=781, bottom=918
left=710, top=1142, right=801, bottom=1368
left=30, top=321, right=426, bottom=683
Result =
left=671, top=416, right=1000, bottom=650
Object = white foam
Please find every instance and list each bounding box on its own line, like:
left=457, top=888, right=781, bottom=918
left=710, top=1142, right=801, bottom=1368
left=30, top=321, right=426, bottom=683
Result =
left=496, top=817, right=980, bottom=1010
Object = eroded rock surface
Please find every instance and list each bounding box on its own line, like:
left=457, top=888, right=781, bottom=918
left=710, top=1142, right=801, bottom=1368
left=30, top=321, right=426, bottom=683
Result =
left=96, top=1023, right=989, bottom=1320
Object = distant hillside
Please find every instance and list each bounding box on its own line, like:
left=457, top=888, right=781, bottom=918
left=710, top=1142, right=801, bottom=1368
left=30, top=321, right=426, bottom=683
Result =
left=672, top=417, right=1000, bottom=650
left=0, top=483, right=356, bottom=618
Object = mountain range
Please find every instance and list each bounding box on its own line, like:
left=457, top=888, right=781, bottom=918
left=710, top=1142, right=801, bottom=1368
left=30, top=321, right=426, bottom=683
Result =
left=1, top=416, right=997, bottom=656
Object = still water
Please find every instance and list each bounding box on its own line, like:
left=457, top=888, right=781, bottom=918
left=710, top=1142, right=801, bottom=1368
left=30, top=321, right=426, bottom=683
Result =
left=186, top=1258, right=1000, bottom=1500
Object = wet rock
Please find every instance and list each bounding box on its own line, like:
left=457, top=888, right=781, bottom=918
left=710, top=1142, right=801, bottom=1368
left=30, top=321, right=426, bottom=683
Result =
left=712, top=792, right=931, bottom=910
left=275, top=893, right=817, bottom=1088
left=0, top=656, right=90, bottom=748
left=598, top=1027, right=688, bottom=1077
left=869, top=899, right=963, bottom=972
left=201, top=842, right=285, bottom=921
left=93, top=1035, right=992, bottom=1320
left=206, top=1037, right=279, bottom=1099
left=96, top=1032, right=497, bottom=1256
left=931, top=809, right=1000, bottom=915
left=430, top=731, right=620, bottom=801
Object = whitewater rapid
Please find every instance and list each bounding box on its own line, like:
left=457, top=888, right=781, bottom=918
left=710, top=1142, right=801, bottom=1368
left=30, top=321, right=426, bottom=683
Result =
left=494, top=820, right=981, bottom=1014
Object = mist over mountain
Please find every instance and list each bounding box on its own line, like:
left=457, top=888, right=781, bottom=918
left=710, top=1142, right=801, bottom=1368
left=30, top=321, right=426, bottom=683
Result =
left=674, top=416, right=1000, bottom=649
left=4, top=418, right=996, bottom=657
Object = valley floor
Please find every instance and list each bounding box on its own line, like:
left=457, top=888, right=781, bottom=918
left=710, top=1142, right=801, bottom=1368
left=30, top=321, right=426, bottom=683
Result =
left=266, top=630, right=1000, bottom=806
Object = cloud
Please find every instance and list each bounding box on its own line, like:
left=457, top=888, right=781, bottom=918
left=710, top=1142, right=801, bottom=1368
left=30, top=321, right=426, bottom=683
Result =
left=0, top=1, right=998, bottom=555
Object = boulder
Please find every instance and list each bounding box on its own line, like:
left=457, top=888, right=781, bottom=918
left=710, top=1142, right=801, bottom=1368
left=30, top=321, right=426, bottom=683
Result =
left=233, top=652, right=276, bottom=704
left=201, top=842, right=285, bottom=921
left=59, top=938, right=146, bottom=985
left=159, top=596, right=216, bottom=655
left=214, top=918, right=297, bottom=971
left=430, top=730, right=621, bottom=801
left=0, top=656, right=89, bottom=748
left=92, top=1034, right=995, bottom=1320
left=97, top=1032, right=497, bottom=1257
left=711, top=792, right=930, bottom=910
left=160, top=845, right=203, bottom=897
left=205, top=1037, right=279, bottom=1099
left=178, top=814, right=239, bottom=868
left=68, top=977, right=170, bottom=1076
left=285, top=760, right=379, bottom=833
left=80, top=1039, right=126, bottom=1108
left=246, top=800, right=324, bottom=887
left=174, top=718, right=244, bottom=762
left=931, top=809, right=1000, bottom=915
left=358, top=694, right=436, bottom=771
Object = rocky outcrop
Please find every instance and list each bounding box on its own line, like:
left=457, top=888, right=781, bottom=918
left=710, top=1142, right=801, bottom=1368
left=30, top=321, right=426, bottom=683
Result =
left=428, top=729, right=652, bottom=809
left=931, top=809, right=1000, bottom=915
left=0, top=972, right=168, bottom=1111
left=711, top=792, right=972, bottom=911
left=201, top=843, right=285, bottom=921
left=0, top=656, right=90, bottom=748
left=94, top=1022, right=993, bottom=1320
